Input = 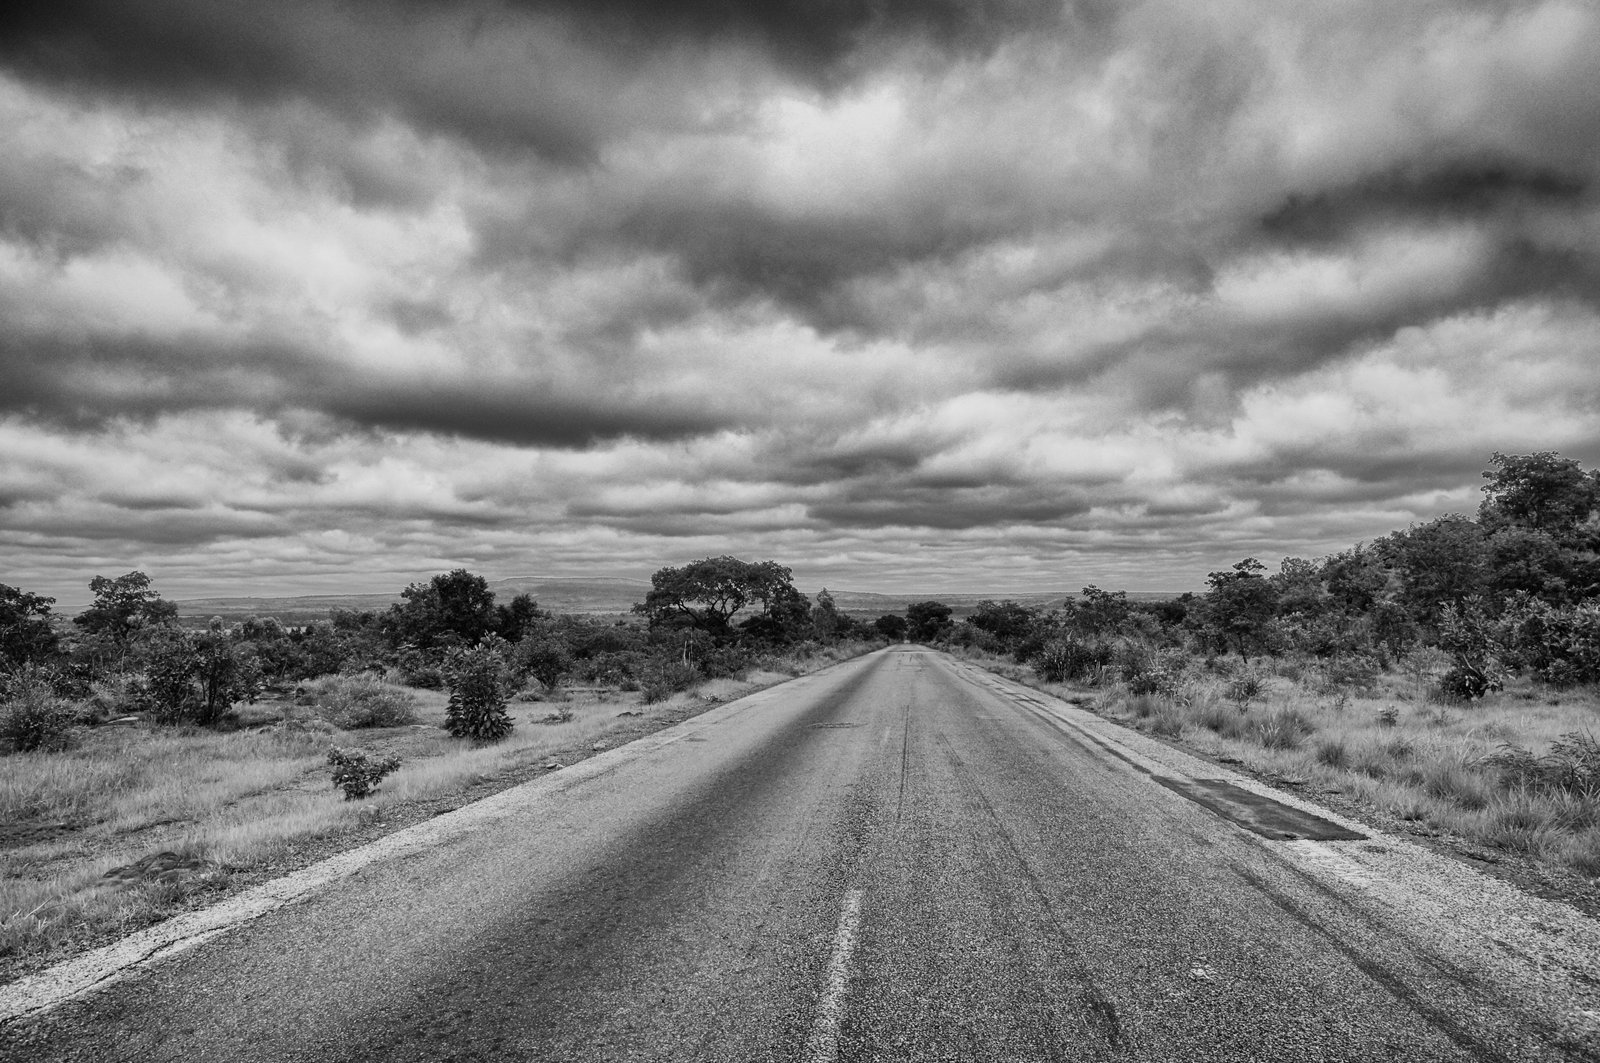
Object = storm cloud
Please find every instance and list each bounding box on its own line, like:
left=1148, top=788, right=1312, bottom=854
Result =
left=3, top=0, right=1600, bottom=601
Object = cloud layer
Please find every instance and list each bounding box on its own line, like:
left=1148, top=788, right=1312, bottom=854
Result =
left=3, top=0, right=1599, bottom=601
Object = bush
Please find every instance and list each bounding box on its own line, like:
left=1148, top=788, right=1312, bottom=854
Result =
left=85, top=674, right=143, bottom=721
left=327, top=747, right=402, bottom=800
left=443, top=641, right=514, bottom=741
left=641, top=658, right=700, bottom=703
left=0, top=670, right=78, bottom=753
left=1485, top=732, right=1600, bottom=797
left=394, top=646, right=446, bottom=690
left=1315, top=653, right=1381, bottom=694
left=308, top=675, right=418, bottom=729
left=515, top=636, right=574, bottom=691
left=1033, top=638, right=1110, bottom=683
left=140, top=630, right=260, bottom=726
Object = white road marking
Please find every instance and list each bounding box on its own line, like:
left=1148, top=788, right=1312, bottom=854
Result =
left=804, top=889, right=865, bottom=1063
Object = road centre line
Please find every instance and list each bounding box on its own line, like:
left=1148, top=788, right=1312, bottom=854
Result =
left=803, top=889, right=865, bottom=1063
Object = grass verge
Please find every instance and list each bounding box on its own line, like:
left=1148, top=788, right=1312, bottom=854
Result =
left=1, top=642, right=880, bottom=984
left=950, top=647, right=1600, bottom=882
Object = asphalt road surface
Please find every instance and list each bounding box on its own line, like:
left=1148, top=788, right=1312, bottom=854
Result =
left=5, top=646, right=1599, bottom=1062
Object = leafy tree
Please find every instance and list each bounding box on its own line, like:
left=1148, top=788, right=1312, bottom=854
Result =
left=1203, top=558, right=1278, bottom=660
left=1321, top=545, right=1388, bottom=614
left=1485, top=526, right=1569, bottom=601
left=515, top=634, right=574, bottom=691
left=1387, top=517, right=1489, bottom=624
left=388, top=569, right=498, bottom=650
left=1070, top=586, right=1129, bottom=637
left=494, top=593, right=546, bottom=642
left=905, top=601, right=953, bottom=643
left=968, top=600, right=1036, bottom=644
left=811, top=589, right=842, bottom=641
left=73, top=571, right=178, bottom=641
left=635, top=557, right=808, bottom=639
left=141, top=623, right=261, bottom=725
left=873, top=613, right=908, bottom=640
left=1480, top=451, right=1599, bottom=539
left=0, top=583, right=59, bottom=670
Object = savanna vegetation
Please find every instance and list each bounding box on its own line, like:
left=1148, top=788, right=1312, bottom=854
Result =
left=910, top=452, right=1600, bottom=879
left=0, top=555, right=884, bottom=975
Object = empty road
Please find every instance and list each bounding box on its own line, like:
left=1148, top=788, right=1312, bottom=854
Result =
left=4, top=646, right=1599, bottom=1061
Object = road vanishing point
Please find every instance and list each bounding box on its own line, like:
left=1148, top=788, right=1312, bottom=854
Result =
left=4, top=646, right=1600, bottom=1062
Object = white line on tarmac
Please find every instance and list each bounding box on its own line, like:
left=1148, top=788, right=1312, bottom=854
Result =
left=803, top=888, right=865, bottom=1063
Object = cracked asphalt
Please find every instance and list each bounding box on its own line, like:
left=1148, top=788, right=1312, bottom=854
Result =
left=4, top=645, right=1598, bottom=1062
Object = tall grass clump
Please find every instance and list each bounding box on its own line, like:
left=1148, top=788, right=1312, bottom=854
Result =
left=0, top=669, right=78, bottom=754
left=306, top=674, right=418, bottom=729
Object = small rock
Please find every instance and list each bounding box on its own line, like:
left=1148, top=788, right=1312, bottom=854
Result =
left=543, top=760, right=561, bottom=770
left=591, top=741, right=609, bottom=752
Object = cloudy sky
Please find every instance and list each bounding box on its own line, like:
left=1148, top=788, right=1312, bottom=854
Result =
left=2, top=0, right=1598, bottom=603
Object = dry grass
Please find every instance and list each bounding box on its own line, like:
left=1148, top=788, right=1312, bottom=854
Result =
left=953, top=646, right=1600, bottom=878
left=1, top=645, right=877, bottom=974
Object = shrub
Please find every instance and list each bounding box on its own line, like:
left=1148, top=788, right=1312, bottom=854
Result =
left=515, top=636, right=574, bottom=691
left=309, top=675, right=418, bottom=729
left=1435, top=599, right=1506, bottom=701
left=394, top=646, right=446, bottom=690
left=1484, top=732, right=1600, bottom=797
left=1315, top=653, right=1381, bottom=694
left=0, top=670, right=78, bottom=753
left=1033, top=638, right=1110, bottom=683
left=443, top=641, right=514, bottom=741
left=641, top=658, right=700, bottom=704
left=85, top=673, right=143, bottom=721
left=1126, top=667, right=1184, bottom=700
left=327, top=746, right=402, bottom=800
left=140, top=630, right=260, bottom=726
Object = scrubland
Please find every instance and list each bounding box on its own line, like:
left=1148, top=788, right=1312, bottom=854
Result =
left=958, top=646, right=1600, bottom=877
left=0, top=643, right=875, bottom=980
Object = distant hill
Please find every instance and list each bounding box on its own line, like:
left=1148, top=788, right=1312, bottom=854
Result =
left=175, top=576, right=1180, bottom=625
left=825, top=589, right=1179, bottom=618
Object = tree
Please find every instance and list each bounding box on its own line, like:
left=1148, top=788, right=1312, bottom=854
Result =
left=387, top=569, right=498, bottom=650
left=968, top=600, right=1036, bottom=644
left=515, top=634, right=573, bottom=691
left=73, top=571, right=177, bottom=641
left=634, top=557, right=807, bottom=639
left=494, top=593, right=546, bottom=642
left=905, top=601, right=953, bottom=643
left=1387, top=517, right=1489, bottom=624
left=140, top=623, right=260, bottom=726
left=1071, top=586, right=1129, bottom=637
left=811, top=589, right=842, bottom=641
left=1203, top=558, right=1278, bottom=660
left=874, top=613, right=908, bottom=640
left=0, top=584, right=59, bottom=670
left=1480, top=451, right=1599, bottom=539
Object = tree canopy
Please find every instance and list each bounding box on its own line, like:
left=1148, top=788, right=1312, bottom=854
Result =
left=0, top=583, right=59, bottom=669
left=73, top=571, right=177, bottom=640
left=634, top=556, right=809, bottom=639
